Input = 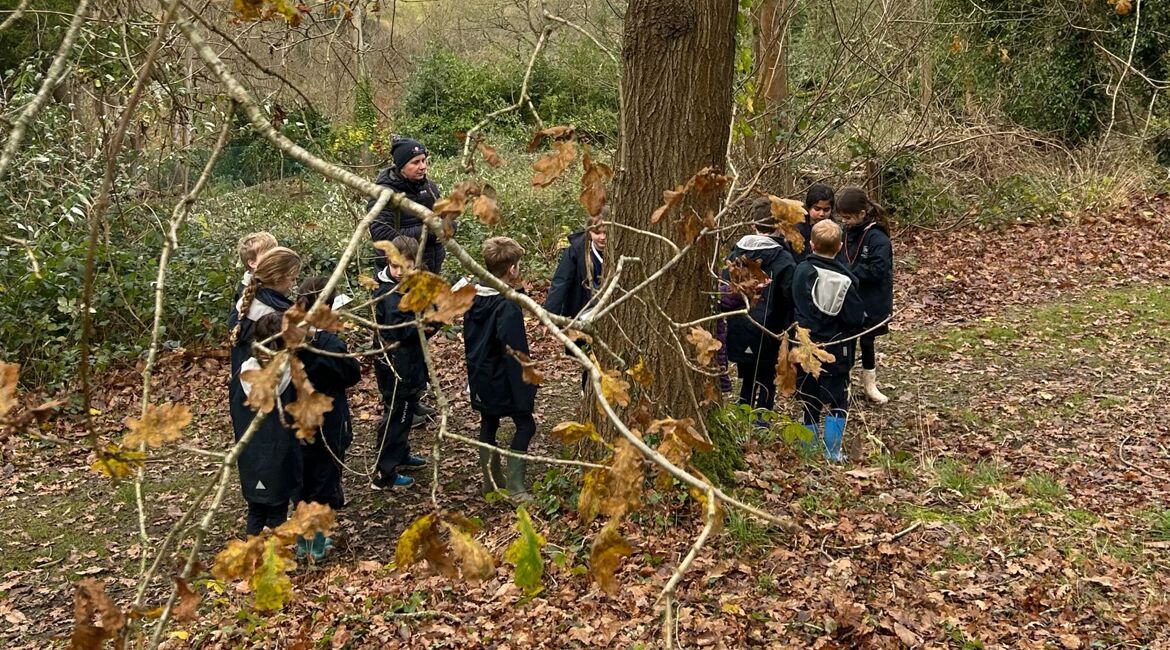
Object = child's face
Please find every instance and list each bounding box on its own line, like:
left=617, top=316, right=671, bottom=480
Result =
left=809, top=200, right=832, bottom=223
left=388, top=262, right=405, bottom=280
left=837, top=210, right=865, bottom=227
left=272, top=274, right=296, bottom=295
left=589, top=225, right=606, bottom=251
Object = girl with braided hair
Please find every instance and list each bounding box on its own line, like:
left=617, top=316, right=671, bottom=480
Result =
left=228, top=247, right=301, bottom=377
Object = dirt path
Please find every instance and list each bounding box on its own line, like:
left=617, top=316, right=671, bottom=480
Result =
left=3, top=201, right=1170, bottom=648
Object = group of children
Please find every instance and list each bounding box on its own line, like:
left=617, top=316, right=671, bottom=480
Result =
left=226, top=226, right=544, bottom=548
left=718, top=184, right=894, bottom=461
left=223, top=137, right=893, bottom=541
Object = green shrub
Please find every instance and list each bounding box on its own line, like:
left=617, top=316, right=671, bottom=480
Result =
left=392, top=44, right=618, bottom=156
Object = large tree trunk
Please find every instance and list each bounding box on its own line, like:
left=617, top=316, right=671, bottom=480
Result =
left=745, top=0, right=794, bottom=196
left=597, top=0, right=737, bottom=426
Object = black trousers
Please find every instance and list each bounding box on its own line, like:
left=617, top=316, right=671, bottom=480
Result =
left=853, top=334, right=878, bottom=370
left=301, top=435, right=345, bottom=509
left=736, top=358, right=776, bottom=411
left=375, top=395, right=416, bottom=481
left=246, top=501, right=288, bottom=536
left=478, top=411, right=537, bottom=453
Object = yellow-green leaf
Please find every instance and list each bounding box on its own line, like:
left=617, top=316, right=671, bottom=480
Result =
left=250, top=537, right=293, bottom=611
left=504, top=506, right=545, bottom=596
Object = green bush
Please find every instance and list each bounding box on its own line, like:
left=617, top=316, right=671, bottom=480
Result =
left=392, top=44, right=618, bottom=155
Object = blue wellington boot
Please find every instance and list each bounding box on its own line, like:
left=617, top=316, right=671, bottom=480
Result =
left=308, top=531, right=333, bottom=561
left=295, top=535, right=310, bottom=559
left=822, top=413, right=848, bottom=463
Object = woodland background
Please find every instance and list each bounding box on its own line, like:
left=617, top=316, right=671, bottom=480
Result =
left=1, top=0, right=1169, bottom=648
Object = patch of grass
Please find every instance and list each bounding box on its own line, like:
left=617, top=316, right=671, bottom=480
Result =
left=1065, top=509, right=1099, bottom=526
left=1023, top=473, right=1067, bottom=502
left=876, top=449, right=916, bottom=480
left=903, top=504, right=994, bottom=532
left=933, top=458, right=1003, bottom=497
left=725, top=508, right=770, bottom=551
left=1145, top=509, right=1170, bottom=542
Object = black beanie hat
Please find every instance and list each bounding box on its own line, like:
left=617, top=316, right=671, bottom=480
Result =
left=392, top=138, right=427, bottom=171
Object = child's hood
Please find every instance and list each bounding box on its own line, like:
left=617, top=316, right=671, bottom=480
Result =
left=238, top=357, right=292, bottom=398
left=734, top=234, right=784, bottom=252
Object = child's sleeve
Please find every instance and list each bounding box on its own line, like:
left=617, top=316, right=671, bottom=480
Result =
left=543, top=245, right=578, bottom=316
left=852, top=231, right=892, bottom=288
left=497, top=302, right=536, bottom=400
left=841, top=282, right=866, bottom=334
left=302, top=333, right=361, bottom=391
left=377, top=292, right=417, bottom=347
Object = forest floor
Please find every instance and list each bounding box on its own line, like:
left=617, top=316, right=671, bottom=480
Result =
left=3, top=198, right=1170, bottom=649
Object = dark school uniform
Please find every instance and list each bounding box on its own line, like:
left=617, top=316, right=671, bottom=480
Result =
left=464, top=285, right=538, bottom=417
left=296, top=329, right=361, bottom=509
left=229, top=356, right=301, bottom=535
left=372, top=268, right=435, bottom=481
left=226, top=271, right=252, bottom=332
left=230, top=288, right=293, bottom=378
left=838, top=222, right=893, bottom=336
left=723, top=235, right=797, bottom=366
left=791, top=254, right=866, bottom=411
left=544, top=230, right=602, bottom=319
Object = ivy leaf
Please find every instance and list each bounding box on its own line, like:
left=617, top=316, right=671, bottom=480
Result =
left=686, top=327, right=722, bottom=367
left=250, top=537, right=294, bottom=611
left=625, top=356, right=653, bottom=386
left=504, top=506, right=546, bottom=596
left=122, top=402, right=191, bottom=449
left=69, top=579, right=125, bottom=650
left=590, top=519, right=633, bottom=595
left=477, top=140, right=505, bottom=167
left=90, top=444, right=145, bottom=479
left=0, top=362, right=17, bottom=419
left=442, top=522, right=495, bottom=584
left=549, top=421, right=601, bottom=445
left=472, top=185, right=501, bottom=226
left=775, top=333, right=797, bottom=397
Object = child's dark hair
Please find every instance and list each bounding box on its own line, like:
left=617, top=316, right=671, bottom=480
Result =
left=254, top=312, right=286, bottom=354
left=297, top=276, right=334, bottom=310
left=835, top=186, right=888, bottom=229
left=803, top=183, right=835, bottom=212
left=390, top=235, right=420, bottom=267
left=749, top=196, right=776, bottom=233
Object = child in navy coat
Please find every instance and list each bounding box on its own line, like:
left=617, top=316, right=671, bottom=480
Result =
left=292, top=277, right=362, bottom=559
left=229, top=246, right=300, bottom=378
left=371, top=236, right=434, bottom=490
left=465, top=237, right=538, bottom=500
left=834, top=187, right=894, bottom=404
left=720, top=198, right=797, bottom=424
left=798, top=184, right=834, bottom=260
left=230, top=313, right=302, bottom=535
left=792, top=220, right=865, bottom=461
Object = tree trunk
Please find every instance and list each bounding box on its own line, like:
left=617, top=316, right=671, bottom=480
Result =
left=746, top=0, right=794, bottom=196
left=597, top=0, right=737, bottom=427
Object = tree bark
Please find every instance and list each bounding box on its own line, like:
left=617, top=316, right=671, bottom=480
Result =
left=746, top=0, right=794, bottom=196
left=597, top=0, right=737, bottom=426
